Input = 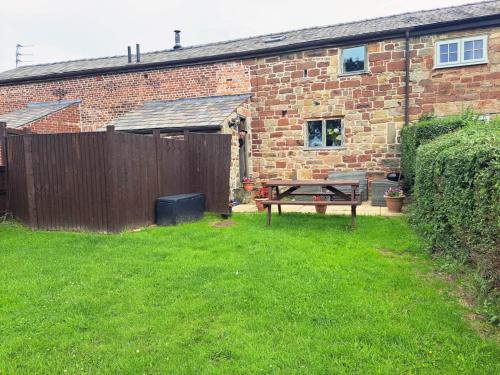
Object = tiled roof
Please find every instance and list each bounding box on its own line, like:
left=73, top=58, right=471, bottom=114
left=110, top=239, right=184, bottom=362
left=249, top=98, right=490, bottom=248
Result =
left=0, top=100, right=81, bottom=128
left=0, top=1, right=498, bottom=83
left=105, top=94, right=251, bottom=132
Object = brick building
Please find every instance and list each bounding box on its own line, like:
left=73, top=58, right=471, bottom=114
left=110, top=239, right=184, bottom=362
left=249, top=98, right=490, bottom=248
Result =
left=0, top=1, right=499, bottom=190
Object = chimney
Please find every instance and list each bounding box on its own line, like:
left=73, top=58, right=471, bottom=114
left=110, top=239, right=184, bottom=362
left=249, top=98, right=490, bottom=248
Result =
left=127, top=46, right=132, bottom=63
left=136, top=43, right=141, bottom=63
left=173, top=30, right=181, bottom=49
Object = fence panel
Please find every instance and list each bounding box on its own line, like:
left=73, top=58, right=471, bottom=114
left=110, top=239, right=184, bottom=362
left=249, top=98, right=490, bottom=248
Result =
left=109, top=132, right=158, bottom=231
left=0, top=166, right=5, bottom=214
left=31, top=133, right=108, bottom=231
left=5, top=129, right=231, bottom=231
left=157, top=136, right=189, bottom=196
left=6, top=136, right=29, bottom=223
left=0, top=124, right=6, bottom=214
left=187, top=133, right=231, bottom=214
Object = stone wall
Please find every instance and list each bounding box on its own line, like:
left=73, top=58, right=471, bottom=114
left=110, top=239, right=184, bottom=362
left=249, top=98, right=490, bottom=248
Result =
left=221, top=101, right=252, bottom=199
left=244, top=26, right=500, bottom=181
left=408, top=28, right=500, bottom=117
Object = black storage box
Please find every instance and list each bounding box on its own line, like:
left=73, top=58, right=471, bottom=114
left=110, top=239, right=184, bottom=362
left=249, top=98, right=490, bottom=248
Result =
left=156, top=193, right=205, bottom=226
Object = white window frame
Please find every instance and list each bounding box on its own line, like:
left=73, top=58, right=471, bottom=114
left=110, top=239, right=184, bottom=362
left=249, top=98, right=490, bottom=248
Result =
left=435, top=35, right=488, bottom=69
left=304, top=118, right=344, bottom=150
left=339, top=45, right=368, bottom=75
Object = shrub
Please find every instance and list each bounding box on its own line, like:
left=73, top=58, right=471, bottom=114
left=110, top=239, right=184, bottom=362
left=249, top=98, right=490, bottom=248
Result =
left=411, top=123, right=500, bottom=293
left=400, top=110, right=479, bottom=191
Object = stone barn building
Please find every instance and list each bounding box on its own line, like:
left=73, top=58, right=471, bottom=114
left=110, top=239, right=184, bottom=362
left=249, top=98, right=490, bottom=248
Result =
left=0, top=1, right=499, bottom=194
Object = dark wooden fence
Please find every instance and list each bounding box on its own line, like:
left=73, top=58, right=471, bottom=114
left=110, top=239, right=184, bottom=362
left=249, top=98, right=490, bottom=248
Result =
left=0, top=123, right=7, bottom=214
left=5, top=126, right=231, bottom=232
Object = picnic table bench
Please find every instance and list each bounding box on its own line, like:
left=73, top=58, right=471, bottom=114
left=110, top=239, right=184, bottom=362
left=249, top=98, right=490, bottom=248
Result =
left=263, top=179, right=361, bottom=227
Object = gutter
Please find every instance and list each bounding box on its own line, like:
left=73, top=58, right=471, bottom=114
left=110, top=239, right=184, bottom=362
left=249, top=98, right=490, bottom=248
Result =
left=117, top=125, right=221, bottom=134
left=0, top=15, right=499, bottom=86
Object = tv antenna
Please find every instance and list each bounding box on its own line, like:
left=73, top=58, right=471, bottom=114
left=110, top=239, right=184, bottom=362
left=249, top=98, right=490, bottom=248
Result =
left=16, top=44, right=34, bottom=68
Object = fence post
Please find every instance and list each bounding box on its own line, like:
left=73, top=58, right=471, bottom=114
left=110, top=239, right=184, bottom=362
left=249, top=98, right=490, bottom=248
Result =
left=183, top=130, right=191, bottom=192
left=0, top=122, right=6, bottom=166
left=105, top=125, right=119, bottom=232
left=0, top=122, right=6, bottom=217
left=153, top=130, right=161, bottom=198
left=23, top=134, right=38, bottom=229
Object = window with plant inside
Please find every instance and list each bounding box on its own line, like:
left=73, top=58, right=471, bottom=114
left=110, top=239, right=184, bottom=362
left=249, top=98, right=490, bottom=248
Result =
left=306, top=119, right=343, bottom=148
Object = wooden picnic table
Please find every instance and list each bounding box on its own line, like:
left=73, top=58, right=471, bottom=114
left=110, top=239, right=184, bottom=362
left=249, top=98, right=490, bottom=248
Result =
left=263, top=179, right=360, bottom=227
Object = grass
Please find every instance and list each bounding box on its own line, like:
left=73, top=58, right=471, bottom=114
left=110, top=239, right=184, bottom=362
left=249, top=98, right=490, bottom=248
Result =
left=0, top=213, right=499, bottom=374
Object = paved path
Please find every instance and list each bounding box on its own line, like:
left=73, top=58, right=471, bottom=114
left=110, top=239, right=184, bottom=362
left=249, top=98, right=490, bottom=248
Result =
left=233, top=201, right=402, bottom=217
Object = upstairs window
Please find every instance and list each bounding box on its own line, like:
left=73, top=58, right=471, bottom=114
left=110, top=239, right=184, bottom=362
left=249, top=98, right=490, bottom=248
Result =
left=435, top=35, right=487, bottom=68
left=340, top=45, right=367, bottom=74
left=306, top=119, right=343, bottom=148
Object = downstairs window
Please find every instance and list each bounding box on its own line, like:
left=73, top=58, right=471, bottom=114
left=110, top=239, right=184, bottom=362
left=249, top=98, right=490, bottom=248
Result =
left=306, top=119, right=343, bottom=148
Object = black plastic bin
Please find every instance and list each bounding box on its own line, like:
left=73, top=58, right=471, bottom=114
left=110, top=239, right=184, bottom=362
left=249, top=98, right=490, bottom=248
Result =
left=156, top=193, right=205, bottom=226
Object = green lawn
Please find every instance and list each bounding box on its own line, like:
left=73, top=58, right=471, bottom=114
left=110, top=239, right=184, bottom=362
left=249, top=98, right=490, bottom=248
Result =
left=0, top=213, right=498, bottom=374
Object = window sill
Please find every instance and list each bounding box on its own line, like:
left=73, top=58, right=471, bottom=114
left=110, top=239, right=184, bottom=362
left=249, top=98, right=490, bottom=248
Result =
left=304, top=147, right=346, bottom=151
left=338, top=70, right=369, bottom=77
left=434, top=60, right=488, bottom=70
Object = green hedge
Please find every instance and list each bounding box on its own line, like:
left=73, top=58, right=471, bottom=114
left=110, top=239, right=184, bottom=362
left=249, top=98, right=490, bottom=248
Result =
left=411, top=123, right=500, bottom=290
left=400, top=116, right=467, bottom=191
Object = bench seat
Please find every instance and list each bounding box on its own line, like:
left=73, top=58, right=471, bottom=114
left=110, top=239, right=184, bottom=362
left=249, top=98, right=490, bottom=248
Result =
left=263, top=200, right=359, bottom=206
left=263, top=199, right=358, bottom=227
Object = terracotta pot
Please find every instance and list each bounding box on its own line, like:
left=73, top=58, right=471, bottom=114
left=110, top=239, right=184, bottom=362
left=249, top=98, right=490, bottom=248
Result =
left=315, top=203, right=327, bottom=214
left=243, top=182, right=254, bottom=192
left=254, top=198, right=266, bottom=212
left=385, top=196, right=404, bottom=213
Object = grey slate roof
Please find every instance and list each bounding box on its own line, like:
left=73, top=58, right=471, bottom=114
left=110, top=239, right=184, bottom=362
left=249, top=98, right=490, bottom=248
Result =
left=105, top=94, right=251, bottom=132
left=0, top=1, right=499, bottom=83
left=0, top=100, right=81, bottom=128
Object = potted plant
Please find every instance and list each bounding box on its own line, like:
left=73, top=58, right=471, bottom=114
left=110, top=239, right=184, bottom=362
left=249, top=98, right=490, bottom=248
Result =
left=313, top=195, right=327, bottom=214
left=254, top=186, right=269, bottom=212
left=384, top=187, right=405, bottom=213
left=242, top=177, right=255, bottom=192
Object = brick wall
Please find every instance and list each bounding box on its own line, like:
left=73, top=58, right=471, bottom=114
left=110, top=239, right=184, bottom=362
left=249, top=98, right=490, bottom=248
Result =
left=24, top=104, right=81, bottom=133
left=0, top=27, right=498, bottom=181
left=0, top=61, right=250, bottom=132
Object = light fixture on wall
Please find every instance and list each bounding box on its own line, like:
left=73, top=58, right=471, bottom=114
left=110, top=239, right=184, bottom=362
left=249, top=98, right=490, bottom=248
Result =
left=228, top=116, right=241, bottom=130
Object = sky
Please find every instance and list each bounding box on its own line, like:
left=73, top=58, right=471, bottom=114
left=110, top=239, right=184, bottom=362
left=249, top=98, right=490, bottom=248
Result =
left=0, top=0, right=485, bottom=73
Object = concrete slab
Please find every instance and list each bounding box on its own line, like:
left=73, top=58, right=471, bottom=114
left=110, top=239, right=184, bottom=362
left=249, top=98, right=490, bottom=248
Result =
left=232, top=201, right=402, bottom=217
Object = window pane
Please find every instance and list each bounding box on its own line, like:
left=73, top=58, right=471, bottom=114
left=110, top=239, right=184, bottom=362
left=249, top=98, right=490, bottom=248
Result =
left=326, top=120, right=342, bottom=147
left=464, top=41, right=473, bottom=51
left=440, top=53, right=449, bottom=63
left=448, top=43, right=458, bottom=53
left=474, top=39, right=483, bottom=49
left=439, top=44, right=448, bottom=54
left=307, top=121, right=323, bottom=147
left=449, top=52, right=458, bottom=62
left=464, top=50, right=473, bottom=60
left=474, top=49, right=483, bottom=59
left=342, top=46, right=365, bottom=73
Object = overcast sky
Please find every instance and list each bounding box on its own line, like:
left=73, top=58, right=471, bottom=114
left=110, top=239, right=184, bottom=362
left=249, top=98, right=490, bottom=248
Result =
left=0, top=0, right=484, bottom=73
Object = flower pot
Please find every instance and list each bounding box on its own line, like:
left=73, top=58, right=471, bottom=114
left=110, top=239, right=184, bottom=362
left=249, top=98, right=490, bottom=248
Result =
left=243, top=182, right=254, bottom=192
left=315, top=203, right=327, bottom=214
left=384, top=196, right=404, bottom=213
left=254, top=198, right=266, bottom=212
